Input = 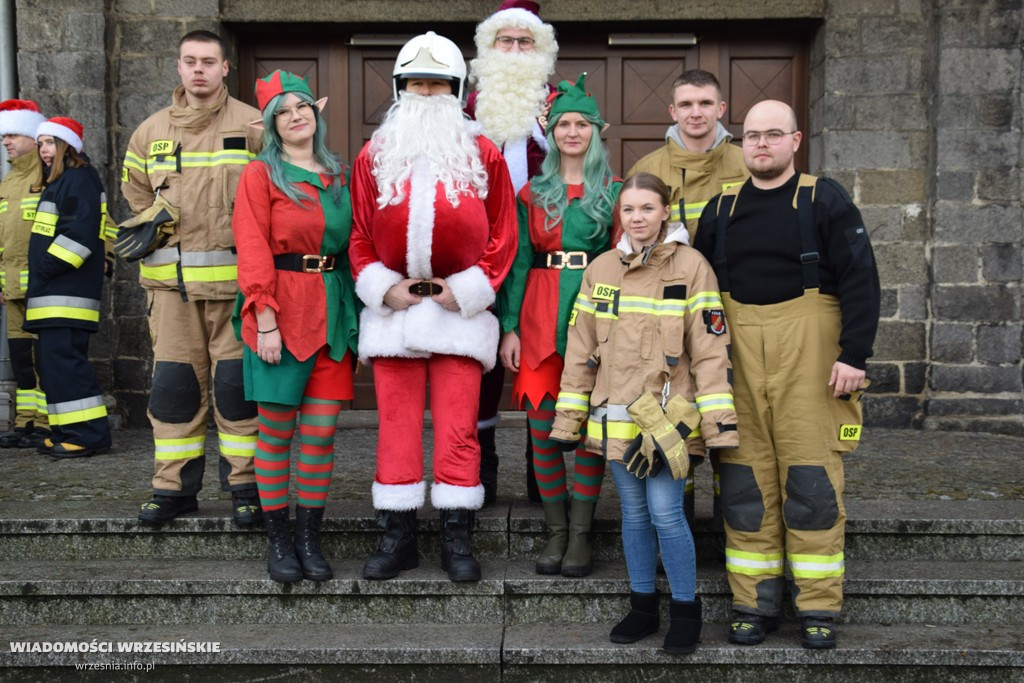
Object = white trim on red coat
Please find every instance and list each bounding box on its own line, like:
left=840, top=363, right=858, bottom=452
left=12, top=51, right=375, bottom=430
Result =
left=355, top=261, right=405, bottom=315
left=405, top=158, right=435, bottom=279
left=432, top=481, right=485, bottom=511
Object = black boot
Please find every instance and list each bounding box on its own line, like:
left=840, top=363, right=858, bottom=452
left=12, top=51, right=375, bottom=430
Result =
left=479, top=425, right=499, bottom=507
left=363, top=509, right=419, bottom=580
left=801, top=616, right=837, bottom=649
left=525, top=429, right=540, bottom=503
left=729, top=611, right=779, bottom=645
left=440, top=508, right=481, bottom=582
left=535, top=500, right=569, bottom=575
left=265, top=508, right=302, bottom=583
left=610, top=590, right=660, bottom=643
left=664, top=597, right=702, bottom=654
left=231, top=488, right=263, bottom=529
left=294, top=506, right=333, bottom=581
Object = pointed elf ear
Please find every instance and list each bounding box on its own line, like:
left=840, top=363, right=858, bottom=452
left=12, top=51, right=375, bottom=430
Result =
left=247, top=118, right=264, bottom=131
left=601, top=122, right=611, bottom=134
left=316, top=97, right=328, bottom=112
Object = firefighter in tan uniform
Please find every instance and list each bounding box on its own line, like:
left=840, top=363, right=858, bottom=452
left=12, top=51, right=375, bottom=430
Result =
left=120, top=31, right=262, bottom=526
left=694, top=100, right=880, bottom=649
left=0, top=100, right=49, bottom=448
left=627, top=69, right=748, bottom=539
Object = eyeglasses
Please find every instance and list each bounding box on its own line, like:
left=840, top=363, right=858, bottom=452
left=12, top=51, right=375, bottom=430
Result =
left=274, top=102, right=313, bottom=119
left=741, top=130, right=797, bottom=146
left=494, top=36, right=536, bottom=49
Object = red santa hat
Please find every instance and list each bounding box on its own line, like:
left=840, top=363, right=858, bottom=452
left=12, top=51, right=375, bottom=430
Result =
left=0, top=99, right=46, bottom=138
left=36, top=116, right=84, bottom=153
left=474, top=0, right=557, bottom=58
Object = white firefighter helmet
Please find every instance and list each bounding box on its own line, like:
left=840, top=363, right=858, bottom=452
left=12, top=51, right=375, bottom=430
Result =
left=392, top=31, right=467, bottom=101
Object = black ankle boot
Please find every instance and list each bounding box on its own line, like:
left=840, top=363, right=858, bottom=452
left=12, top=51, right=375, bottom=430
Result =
left=479, top=426, right=499, bottom=507
left=264, top=508, right=302, bottom=583
left=363, top=509, right=419, bottom=580
left=664, top=597, right=702, bottom=654
left=440, top=508, right=481, bottom=582
left=294, top=506, right=332, bottom=581
left=610, top=590, right=660, bottom=643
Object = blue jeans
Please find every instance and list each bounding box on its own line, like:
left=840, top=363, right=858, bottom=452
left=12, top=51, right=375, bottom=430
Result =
left=610, top=461, right=696, bottom=601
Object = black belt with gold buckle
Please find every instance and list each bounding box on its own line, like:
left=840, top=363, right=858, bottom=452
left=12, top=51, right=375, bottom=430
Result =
left=273, top=253, right=337, bottom=273
left=532, top=250, right=596, bottom=270
left=408, top=280, right=442, bottom=297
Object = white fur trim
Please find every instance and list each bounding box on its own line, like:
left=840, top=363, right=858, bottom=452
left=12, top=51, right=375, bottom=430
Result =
left=372, top=480, right=426, bottom=511
left=531, top=118, right=548, bottom=151
left=358, top=301, right=498, bottom=371
left=0, top=109, right=45, bottom=138
left=355, top=261, right=404, bottom=315
left=36, top=121, right=82, bottom=153
left=477, top=414, right=500, bottom=430
left=504, top=136, right=529, bottom=193
left=406, top=158, right=435, bottom=279
left=446, top=265, right=496, bottom=318
left=432, top=481, right=486, bottom=510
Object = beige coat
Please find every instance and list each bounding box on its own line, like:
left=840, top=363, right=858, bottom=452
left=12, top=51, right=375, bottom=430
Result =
left=0, top=153, right=42, bottom=299
left=550, top=225, right=739, bottom=461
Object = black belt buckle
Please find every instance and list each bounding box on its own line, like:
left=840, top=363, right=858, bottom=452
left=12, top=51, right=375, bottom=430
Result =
left=302, top=254, right=335, bottom=273
left=409, top=280, right=441, bottom=297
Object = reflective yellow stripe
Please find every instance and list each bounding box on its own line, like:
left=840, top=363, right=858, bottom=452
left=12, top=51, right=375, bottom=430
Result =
left=219, top=433, right=256, bottom=457
left=683, top=200, right=708, bottom=221
left=618, top=295, right=687, bottom=317
left=21, top=197, right=39, bottom=209
left=687, top=290, right=723, bottom=312
left=725, top=548, right=785, bottom=576
left=0, top=273, right=5, bottom=288
left=788, top=552, right=845, bottom=578
left=123, top=151, right=146, bottom=174
left=47, top=242, right=85, bottom=268
left=139, top=263, right=179, bottom=280
left=47, top=396, right=107, bottom=426
left=0, top=200, right=7, bottom=212
left=588, top=419, right=641, bottom=441
left=18, top=270, right=28, bottom=289
left=572, top=293, right=596, bottom=315
left=179, top=150, right=255, bottom=167
left=16, top=389, right=35, bottom=411
left=35, top=390, right=48, bottom=414
left=181, top=265, right=237, bottom=283
left=26, top=306, right=100, bottom=323
left=555, top=392, right=589, bottom=412
left=695, top=393, right=735, bottom=413
left=669, top=205, right=681, bottom=221
left=31, top=210, right=58, bottom=237
left=155, top=435, right=206, bottom=460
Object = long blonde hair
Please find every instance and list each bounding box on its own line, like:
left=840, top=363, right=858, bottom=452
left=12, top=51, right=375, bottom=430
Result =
left=32, top=138, right=87, bottom=191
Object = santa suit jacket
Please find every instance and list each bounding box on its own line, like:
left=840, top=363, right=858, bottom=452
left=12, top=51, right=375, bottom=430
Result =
left=348, top=132, right=518, bottom=371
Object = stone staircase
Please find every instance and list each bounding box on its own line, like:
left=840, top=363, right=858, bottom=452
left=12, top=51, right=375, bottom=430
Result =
left=0, top=498, right=1022, bottom=681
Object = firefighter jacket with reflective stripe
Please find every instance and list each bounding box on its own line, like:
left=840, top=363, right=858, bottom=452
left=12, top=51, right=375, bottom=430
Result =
left=121, top=86, right=262, bottom=300
left=24, top=164, right=106, bottom=332
left=627, top=132, right=748, bottom=242
left=550, top=224, right=738, bottom=462
left=0, top=153, right=42, bottom=300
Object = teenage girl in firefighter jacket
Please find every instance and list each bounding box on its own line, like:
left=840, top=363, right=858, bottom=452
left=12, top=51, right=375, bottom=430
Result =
left=25, top=117, right=111, bottom=457
left=549, top=172, right=738, bottom=655
left=232, top=71, right=359, bottom=584
left=497, top=74, right=620, bottom=578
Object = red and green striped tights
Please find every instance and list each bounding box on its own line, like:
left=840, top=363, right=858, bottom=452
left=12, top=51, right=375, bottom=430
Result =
left=527, top=396, right=605, bottom=502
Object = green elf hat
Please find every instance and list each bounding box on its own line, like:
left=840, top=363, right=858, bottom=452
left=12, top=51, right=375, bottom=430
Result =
left=255, top=69, right=315, bottom=112
left=544, top=72, right=605, bottom=132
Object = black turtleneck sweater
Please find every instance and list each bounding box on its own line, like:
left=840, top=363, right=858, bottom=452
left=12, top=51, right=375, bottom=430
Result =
left=694, top=173, right=880, bottom=369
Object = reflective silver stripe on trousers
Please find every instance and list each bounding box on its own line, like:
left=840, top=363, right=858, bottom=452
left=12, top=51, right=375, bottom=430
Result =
left=53, top=234, right=93, bottom=260
left=180, top=250, right=237, bottom=267
left=26, top=295, right=101, bottom=311
left=143, top=247, right=179, bottom=265
left=589, top=404, right=633, bottom=422
left=48, top=394, right=105, bottom=415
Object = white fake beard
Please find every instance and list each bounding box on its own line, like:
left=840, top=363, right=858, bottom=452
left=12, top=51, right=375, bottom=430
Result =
left=470, top=49, right=554, bottom=147
left=370, top=93, right=489, bottom=209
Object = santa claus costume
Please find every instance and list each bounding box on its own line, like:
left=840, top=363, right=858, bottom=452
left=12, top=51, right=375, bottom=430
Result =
left=348, top=32, right=518, bottom=582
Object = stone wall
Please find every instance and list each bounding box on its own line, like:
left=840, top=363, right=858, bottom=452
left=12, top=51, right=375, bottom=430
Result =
left=10, top=0, right=1024, bottom=433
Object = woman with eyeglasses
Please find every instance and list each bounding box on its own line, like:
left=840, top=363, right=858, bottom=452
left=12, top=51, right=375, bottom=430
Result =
left=232, top=70, right=358, bottom=583
left=497, top=74, right=620, bottom=578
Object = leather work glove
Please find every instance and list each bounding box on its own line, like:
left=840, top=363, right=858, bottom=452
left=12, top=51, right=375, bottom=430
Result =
left=549, top=432, right=582, bottom=452
left=623, top=433, right=664, bottom=479
left=662, top=395, right=702, bottom=480
left=627, top=392, right=690, bottom=482
left=113, top=195, right=178, bottom=261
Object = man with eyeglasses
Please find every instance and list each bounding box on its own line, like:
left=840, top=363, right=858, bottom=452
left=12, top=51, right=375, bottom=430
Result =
left=121, top=30, right=263, bottom=527
left=628, top=68, right=749, bottom=542
left=694, top=100, right=880, bottom=650
left=466, top=0, right=560, bottom=506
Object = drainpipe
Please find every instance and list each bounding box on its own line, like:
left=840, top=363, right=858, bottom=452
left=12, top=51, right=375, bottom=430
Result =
left=0, top=0, right=17, bottom=388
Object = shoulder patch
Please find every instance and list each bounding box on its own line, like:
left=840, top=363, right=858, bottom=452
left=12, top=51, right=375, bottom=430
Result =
left=702, top=309, right=727, bottom=336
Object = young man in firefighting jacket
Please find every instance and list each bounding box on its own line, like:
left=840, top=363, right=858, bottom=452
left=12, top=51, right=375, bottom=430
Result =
left=694, top=100, right=880, bottom=650
left=120, top=31, right=263, bottom=526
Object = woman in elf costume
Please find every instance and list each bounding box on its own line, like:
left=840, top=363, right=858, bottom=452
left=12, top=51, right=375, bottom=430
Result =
left=497, top=74, right=621, bottom=577
left=232, top=70, right=359, bottom=583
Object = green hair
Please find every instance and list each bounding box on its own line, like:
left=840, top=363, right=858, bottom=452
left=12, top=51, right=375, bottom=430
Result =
left=530, top=110, right=616, bottom=234
left=257, top=91, right=343, bottom=206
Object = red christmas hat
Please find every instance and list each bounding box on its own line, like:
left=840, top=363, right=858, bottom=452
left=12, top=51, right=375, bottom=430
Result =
left=497, top=0, right=540, bottom=16
left=0, top=99, right=45, bottom=137
left=36, top=116, right=84, bottom=153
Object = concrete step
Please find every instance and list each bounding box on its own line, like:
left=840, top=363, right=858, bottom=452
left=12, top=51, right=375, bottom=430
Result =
left=2, top=499, right=1022, bottom=562
left=0, top=557, right=1020, bottom=627
left=0, top=621, right=1020, bottom=682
